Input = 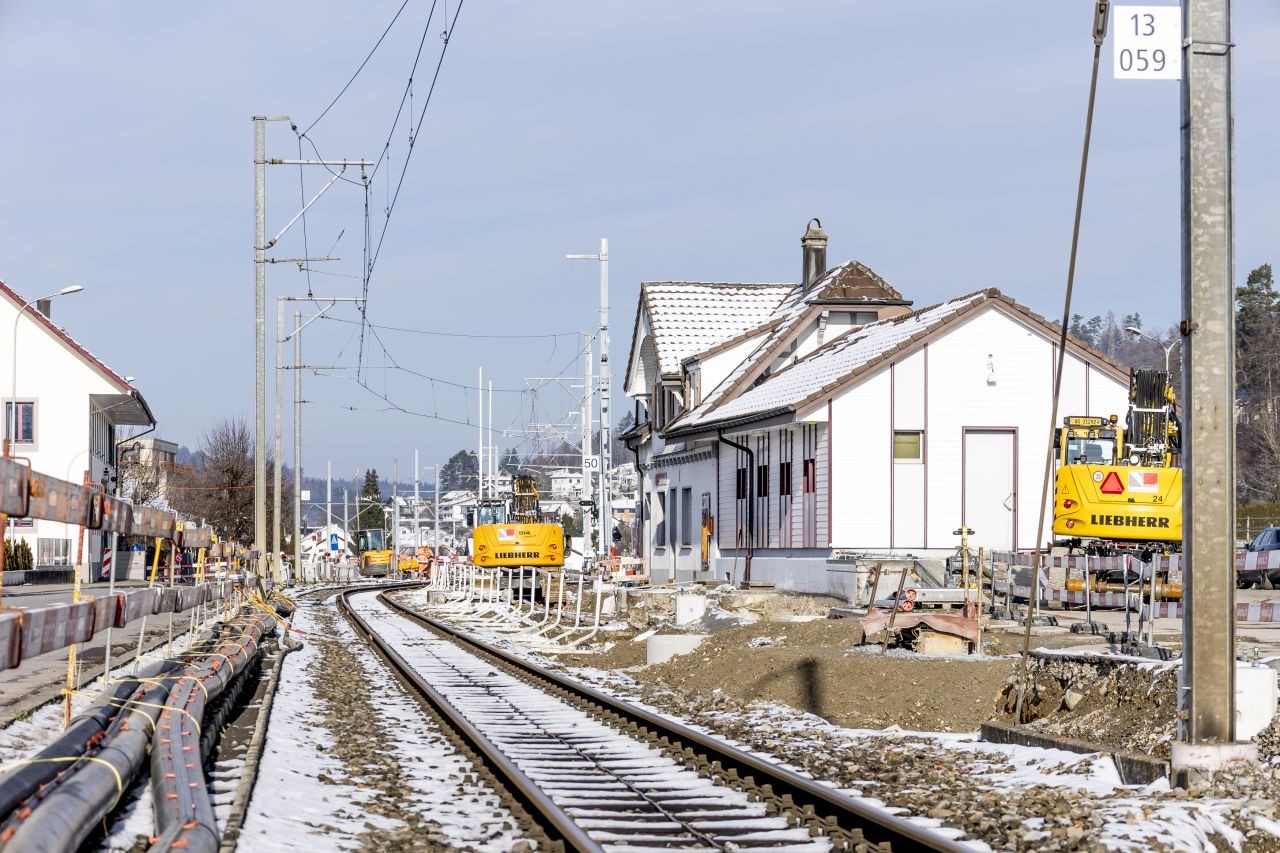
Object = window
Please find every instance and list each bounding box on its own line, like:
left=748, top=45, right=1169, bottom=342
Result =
left=778, top=430, right=794, bottom=548
left=4, top=401, right=34, bottom=445
left=831, top=310, right=879, bottom=326
left=6, top=517, right=33, bottom=529
left=681, top=487, right=693, bottom=547
left=756, top=464, right=769, bottom=498
left=655, top=491, right=667, bottom=547
left=893, top=431, right=923, bottom=461
left=669, top=489, right=679, bottom=547
left=37, top=538, right=71, bottom=567
left=735, top=466, right=748, bottom=500
left=802, top=458, right=816, bottom=493
left=654, top=384, right=682, bottom=430
left=1065, top=436, right=1115, bottom=465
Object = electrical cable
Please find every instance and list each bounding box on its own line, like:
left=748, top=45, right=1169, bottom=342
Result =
left=302, top=0, right=412, bottom=137
left=314, top=313, right=581, bottom=340
left=1013, top=1, right=1110, bottom=722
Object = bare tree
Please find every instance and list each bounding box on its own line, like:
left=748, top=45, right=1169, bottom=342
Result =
left=171, top=418, right=293, bottom=547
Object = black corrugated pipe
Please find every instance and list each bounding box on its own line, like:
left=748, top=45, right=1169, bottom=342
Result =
left=717, top=430, right=753, bottom=585
left=0, top=656, right=185, bottom=824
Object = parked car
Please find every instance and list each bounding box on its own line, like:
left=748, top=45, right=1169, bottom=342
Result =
left=1239, top=527, right=1280, bottom=589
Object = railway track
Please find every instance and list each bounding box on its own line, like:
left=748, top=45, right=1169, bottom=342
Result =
left=337, top=588, right=966, bottom=853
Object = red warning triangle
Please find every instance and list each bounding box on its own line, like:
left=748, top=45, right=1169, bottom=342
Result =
left=1099, top=471, right=1125, bottom=494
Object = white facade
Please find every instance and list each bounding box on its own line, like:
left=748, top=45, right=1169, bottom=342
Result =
left=549, top=468, right=584, bottom=500
left=1, top=281, right=155, bottom=580
left=624, top=267, right=1131, bottom=593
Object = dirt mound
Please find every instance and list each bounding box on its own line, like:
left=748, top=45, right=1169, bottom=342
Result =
left=996, top=654, right=1179, bottom=757
left=632, top=617, right=1014, bottom=731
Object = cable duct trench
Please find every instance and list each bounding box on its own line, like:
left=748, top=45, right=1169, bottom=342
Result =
left=0, top=601, right=290, bottom=852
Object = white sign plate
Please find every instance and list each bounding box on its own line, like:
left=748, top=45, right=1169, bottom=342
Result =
left=300, top=489, right=311, bottom=501
left=1113, top=6, right=1181, bottom=80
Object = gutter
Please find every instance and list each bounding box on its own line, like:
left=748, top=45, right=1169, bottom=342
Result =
left=717, top=429, right=753, bottom=585
left=663, top=405, right=794, bottom=441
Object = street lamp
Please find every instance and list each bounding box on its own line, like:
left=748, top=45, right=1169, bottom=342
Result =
left=8, top=285, right=84, bottom=457
left=1124, top=325, right=1178, bottom=376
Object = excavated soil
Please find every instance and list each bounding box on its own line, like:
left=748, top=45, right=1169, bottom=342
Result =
left=629, top=617, right=1015, bottom=731
left=995, top=654, right=1180, bottom=758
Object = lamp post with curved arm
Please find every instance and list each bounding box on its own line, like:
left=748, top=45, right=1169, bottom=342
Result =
left=7, top=285, right=84, bottom=456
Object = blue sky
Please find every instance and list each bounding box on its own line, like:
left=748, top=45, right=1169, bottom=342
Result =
left=2, top=2, right=1277, bottom=480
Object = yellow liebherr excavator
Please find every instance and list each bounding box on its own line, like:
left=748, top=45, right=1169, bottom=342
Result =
left=1052, top=369, right=1182, bottom=555
left=471, top=473, right=566, bottom=569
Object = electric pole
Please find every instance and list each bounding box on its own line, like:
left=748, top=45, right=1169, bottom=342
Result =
left=252, top=114, right=369, bottom=576
left=568, top=240, right=611, bottom=560
left=1176, top=0, right=1251, bottom=780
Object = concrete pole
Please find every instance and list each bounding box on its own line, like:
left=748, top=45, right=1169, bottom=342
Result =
left=293, top=312, right=302, bottom=584
left=392, top=457, right=399, bottom=571
left=342, top=488, right=349, bottom=555
left=326, top=460, right=332, bottom=542
left=598, top=238, right=612, bottom=557
left=477, top=367, right=484, bottom=501
left=414, top=448, right=421, bottom=552
left=433, top=464, right=440, bottom=551
left=1176, top=0, right=1247, bottom=774
left=582, top=332, right=594, bottom=562
left=488, top=381, right=494, bottom=497
left=272, top=301, right=283, bottom=582
left=253, top=116, right=268, bottom=573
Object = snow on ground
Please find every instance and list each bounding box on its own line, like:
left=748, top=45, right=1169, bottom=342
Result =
left=0, top=611, right=221, bottom=770
left=389, top=590, right=1270, bottom=852
left=238, top=592, right=522, bottom=852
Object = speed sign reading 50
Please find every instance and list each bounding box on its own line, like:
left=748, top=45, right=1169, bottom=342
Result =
left=1113, top=5, right=1182, bottom=80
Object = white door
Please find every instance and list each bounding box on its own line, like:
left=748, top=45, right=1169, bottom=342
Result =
left=963, top=430, right=1016, bottom=551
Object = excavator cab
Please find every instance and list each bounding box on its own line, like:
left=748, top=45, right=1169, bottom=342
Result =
left=1052, top=370, right=1183, bottom=554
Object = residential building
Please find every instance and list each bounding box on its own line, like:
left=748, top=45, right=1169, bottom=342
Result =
left=1, top=281, right=156, bottom=580
left=549, top=468, right=585, bottom=500
left=622, top=223, right=1129, bottom=593
left=118, top=437, right=191, bottom=508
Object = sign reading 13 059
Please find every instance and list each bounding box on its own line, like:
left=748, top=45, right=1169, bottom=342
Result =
left=1113, top=6, right=1182, bottom=80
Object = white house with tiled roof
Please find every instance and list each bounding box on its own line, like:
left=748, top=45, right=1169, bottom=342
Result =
left=1, top=280, right=156, bottom=581
left=621, top=222, right=1130, bottom=594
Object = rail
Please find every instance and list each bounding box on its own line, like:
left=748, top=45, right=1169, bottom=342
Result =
left=355, top=588, right=966, bottom=853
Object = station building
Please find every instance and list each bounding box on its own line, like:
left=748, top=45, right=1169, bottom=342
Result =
left=1, top=280, right=155, bottom=581
left=621, top=222, right=1130, bottom=593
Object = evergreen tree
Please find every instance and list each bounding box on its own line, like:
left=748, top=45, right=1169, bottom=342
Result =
left=353, top=468, right=384, bottom=532
left=441, top=450, right=479, bottom=491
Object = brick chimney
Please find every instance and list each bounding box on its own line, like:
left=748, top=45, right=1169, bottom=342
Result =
left=801, top=218, right=827, bottom=291
left=35, top=298, right=51, bottom=318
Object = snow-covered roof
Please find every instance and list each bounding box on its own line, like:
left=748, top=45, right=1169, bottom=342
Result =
left=642, top=282, right=795, bottom=375
left=672, top=290, right=993, bottom=431
left=804, top=260, right=909, bottom=304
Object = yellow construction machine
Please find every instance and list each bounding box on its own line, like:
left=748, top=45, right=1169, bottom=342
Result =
left=354, top=528, right=394, bottom=577
left=1052, top=369, right=1182, bottom=555
left=471, top=473, right=566, bottom=569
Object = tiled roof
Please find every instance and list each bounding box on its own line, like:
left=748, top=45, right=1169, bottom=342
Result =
left=0, top=279, right=137, bottom=394
left=677, top=290, right=993, bottom=429
left=643, top=282, right=795, bottom=375
left=805, top=260, right=908, bottom=304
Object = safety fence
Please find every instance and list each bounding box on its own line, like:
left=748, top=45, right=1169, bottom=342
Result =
left=419, top=562, right=612, bottom=651
left=0, top=580, right=244, bottom=672
left=990, top=550, right=1280, bottom=623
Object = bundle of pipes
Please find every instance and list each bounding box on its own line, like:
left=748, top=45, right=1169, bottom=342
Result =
left=0, top=604, right=282, bottom=852
left=151, top=610, right=277, bottom=853
left=1065, top=577, right=1183, bottom=601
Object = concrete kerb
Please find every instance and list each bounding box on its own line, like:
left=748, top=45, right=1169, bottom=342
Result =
left=979, top=720, right=1170, bottom=786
